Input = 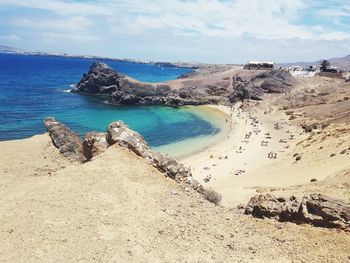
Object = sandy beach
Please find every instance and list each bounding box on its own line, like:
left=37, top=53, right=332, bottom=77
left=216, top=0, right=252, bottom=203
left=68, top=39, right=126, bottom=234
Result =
left=153, top=105, right=232, bottom=159
left=180, top=101, right=350, bottom=206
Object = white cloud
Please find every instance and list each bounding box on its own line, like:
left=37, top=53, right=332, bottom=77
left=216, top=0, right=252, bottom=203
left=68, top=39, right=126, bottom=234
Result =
left=318, top=31, right=350, bottom=41
left=1, top=0, right=350, bottom=62
left=1, top=0, right=349, bottom=41
left=0, top=0, right=113, bottom=15
left=40, top=32, right=100, bottom=42
left=0, top=34, right=20, bottom=41
left=12, top=16, right=94, bottom=33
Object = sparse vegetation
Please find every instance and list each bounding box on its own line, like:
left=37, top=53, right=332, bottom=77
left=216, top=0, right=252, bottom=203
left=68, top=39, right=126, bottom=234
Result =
left=320, top=60, right=330, bottom=72
left=204, top=188, right=222, bottom=205
left=318, top=92, right=330, bottom=96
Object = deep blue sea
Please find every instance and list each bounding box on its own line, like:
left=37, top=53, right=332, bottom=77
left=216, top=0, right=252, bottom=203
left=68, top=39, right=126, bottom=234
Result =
left=0, top=53, right=219, bottom=146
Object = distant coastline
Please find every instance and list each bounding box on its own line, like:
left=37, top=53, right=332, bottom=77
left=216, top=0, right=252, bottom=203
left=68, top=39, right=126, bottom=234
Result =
left=0, top=45, right=200, bottom=69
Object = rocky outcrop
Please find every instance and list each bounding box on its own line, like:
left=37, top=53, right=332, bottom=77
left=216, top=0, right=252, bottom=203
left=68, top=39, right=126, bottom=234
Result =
left=229, top=70, right=294, bottom=102
left=44, top=118, right=203, bottom=192
left=107, top=121, right=150, bottom=157
left=106, top=121, right=203, bottom=192
left=245, top=193, right=350, bottom=230
left=73, top=62, right=295, bottom=106
left=83, top=132, right=109, bottom=160
left=44, top=117, right=86, bottom=163
left=73, top=62, right=210, bottom=106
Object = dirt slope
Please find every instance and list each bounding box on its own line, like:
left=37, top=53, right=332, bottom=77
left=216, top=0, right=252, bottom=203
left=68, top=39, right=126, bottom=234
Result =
left=1, top=134, right=350, bottom=262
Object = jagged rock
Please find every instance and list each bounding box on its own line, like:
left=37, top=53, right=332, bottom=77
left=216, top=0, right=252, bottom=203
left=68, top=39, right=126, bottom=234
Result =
left=299, top=194, right=350, bottom=229
left=73, top=62, right=185, bottom=105
left=44, top=117, right=86, bottom=163
left=107, top=121, right=150, bottom=157
left=245, top=193, right=350, bottom=230
left=83, top=132, right=109, bottom=161
left=229, top=70, right=294, bottom=102
left=44, top=118, right=205, bottom=194
left=106, top=121, right=202, bottom=189
left=73, top=62, right=125, bottom=94
left=244, top=194, right=300, bottom=221
left=73, top=62, right=295, bottom=106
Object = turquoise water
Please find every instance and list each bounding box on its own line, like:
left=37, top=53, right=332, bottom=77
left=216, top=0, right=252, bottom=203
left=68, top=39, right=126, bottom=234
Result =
left=0, top=53, right=219, bottom=146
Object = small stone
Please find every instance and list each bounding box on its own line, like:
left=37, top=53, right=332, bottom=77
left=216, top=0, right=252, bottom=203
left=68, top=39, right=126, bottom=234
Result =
left=237, top=204, right=245, bottom=210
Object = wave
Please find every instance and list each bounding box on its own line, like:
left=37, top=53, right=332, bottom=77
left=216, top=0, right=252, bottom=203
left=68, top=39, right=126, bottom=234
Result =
left=62, top=89, right=71, bottom=93
left=69, top=84, right=76, bottom=88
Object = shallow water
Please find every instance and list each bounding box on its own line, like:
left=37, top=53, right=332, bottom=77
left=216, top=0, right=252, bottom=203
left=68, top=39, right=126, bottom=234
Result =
left=0, top=53, right=221, bottom=147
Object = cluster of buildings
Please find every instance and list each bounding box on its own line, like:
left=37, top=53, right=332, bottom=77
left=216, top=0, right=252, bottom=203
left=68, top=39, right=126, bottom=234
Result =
left=243, top=60, right=344, bottom=78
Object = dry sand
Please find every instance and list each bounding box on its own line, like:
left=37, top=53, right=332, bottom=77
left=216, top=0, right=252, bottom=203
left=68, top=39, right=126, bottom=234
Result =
left=180, top=77, right=350, bottom=207
left=180, top=103, right=302, bottom=206
left=1, top=134, right=350, bottom=262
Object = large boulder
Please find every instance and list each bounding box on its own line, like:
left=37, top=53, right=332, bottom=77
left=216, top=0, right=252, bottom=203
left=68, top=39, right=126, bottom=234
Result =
left=299, top=194, right=350, bottom=229
left=73, top=62, right=125, bottom=94
left=44, top=117, right=86, bottom=163
left=107, top=121, right=150, bottom=157
left=83, top=132, right=109, bottom=161
left=245, top=193, right=350, bottom=230
left=244, top=194, right=300, bottom=221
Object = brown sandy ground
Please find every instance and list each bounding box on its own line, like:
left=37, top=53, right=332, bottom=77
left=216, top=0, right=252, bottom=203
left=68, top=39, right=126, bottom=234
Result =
left=180, top=73, right=350, bottom=207
left=1, top=134, right=350, bottom=262
left=256, top=74, right=350, bottom=200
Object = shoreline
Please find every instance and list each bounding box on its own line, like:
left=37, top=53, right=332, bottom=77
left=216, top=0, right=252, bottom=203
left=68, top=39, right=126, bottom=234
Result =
left=180, top=102, right=350, bottom=206
left=180, top=102, right=303, bottom=206
left=153, top=105, right=232, bottom=159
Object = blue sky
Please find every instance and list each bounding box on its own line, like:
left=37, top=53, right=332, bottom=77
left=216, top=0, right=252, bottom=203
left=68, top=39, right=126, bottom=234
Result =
left=0, top=0, right=350, bottom=63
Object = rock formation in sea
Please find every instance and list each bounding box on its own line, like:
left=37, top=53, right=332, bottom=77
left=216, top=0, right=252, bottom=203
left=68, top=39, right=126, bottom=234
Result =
left=72, top=62, right=296, bottom=106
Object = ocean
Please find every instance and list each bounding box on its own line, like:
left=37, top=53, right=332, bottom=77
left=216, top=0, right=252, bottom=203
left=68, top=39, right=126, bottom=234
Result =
left=0, top=53, right=220, bottom=147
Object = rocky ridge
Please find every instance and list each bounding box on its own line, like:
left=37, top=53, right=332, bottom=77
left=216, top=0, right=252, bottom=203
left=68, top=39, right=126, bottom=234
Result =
left=44, top=117, right=203, bottom=193
left=72, top=62, right=296, bottom=105
left=44, top=117, right=86, bottom=163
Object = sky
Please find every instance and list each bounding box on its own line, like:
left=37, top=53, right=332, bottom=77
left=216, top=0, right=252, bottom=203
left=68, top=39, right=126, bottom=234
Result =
left=0, top=0, right=350, bottom=63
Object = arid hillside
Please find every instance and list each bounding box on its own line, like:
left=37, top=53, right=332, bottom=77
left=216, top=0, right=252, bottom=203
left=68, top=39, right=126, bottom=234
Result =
left=1, top=134, right=350, bottom=262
